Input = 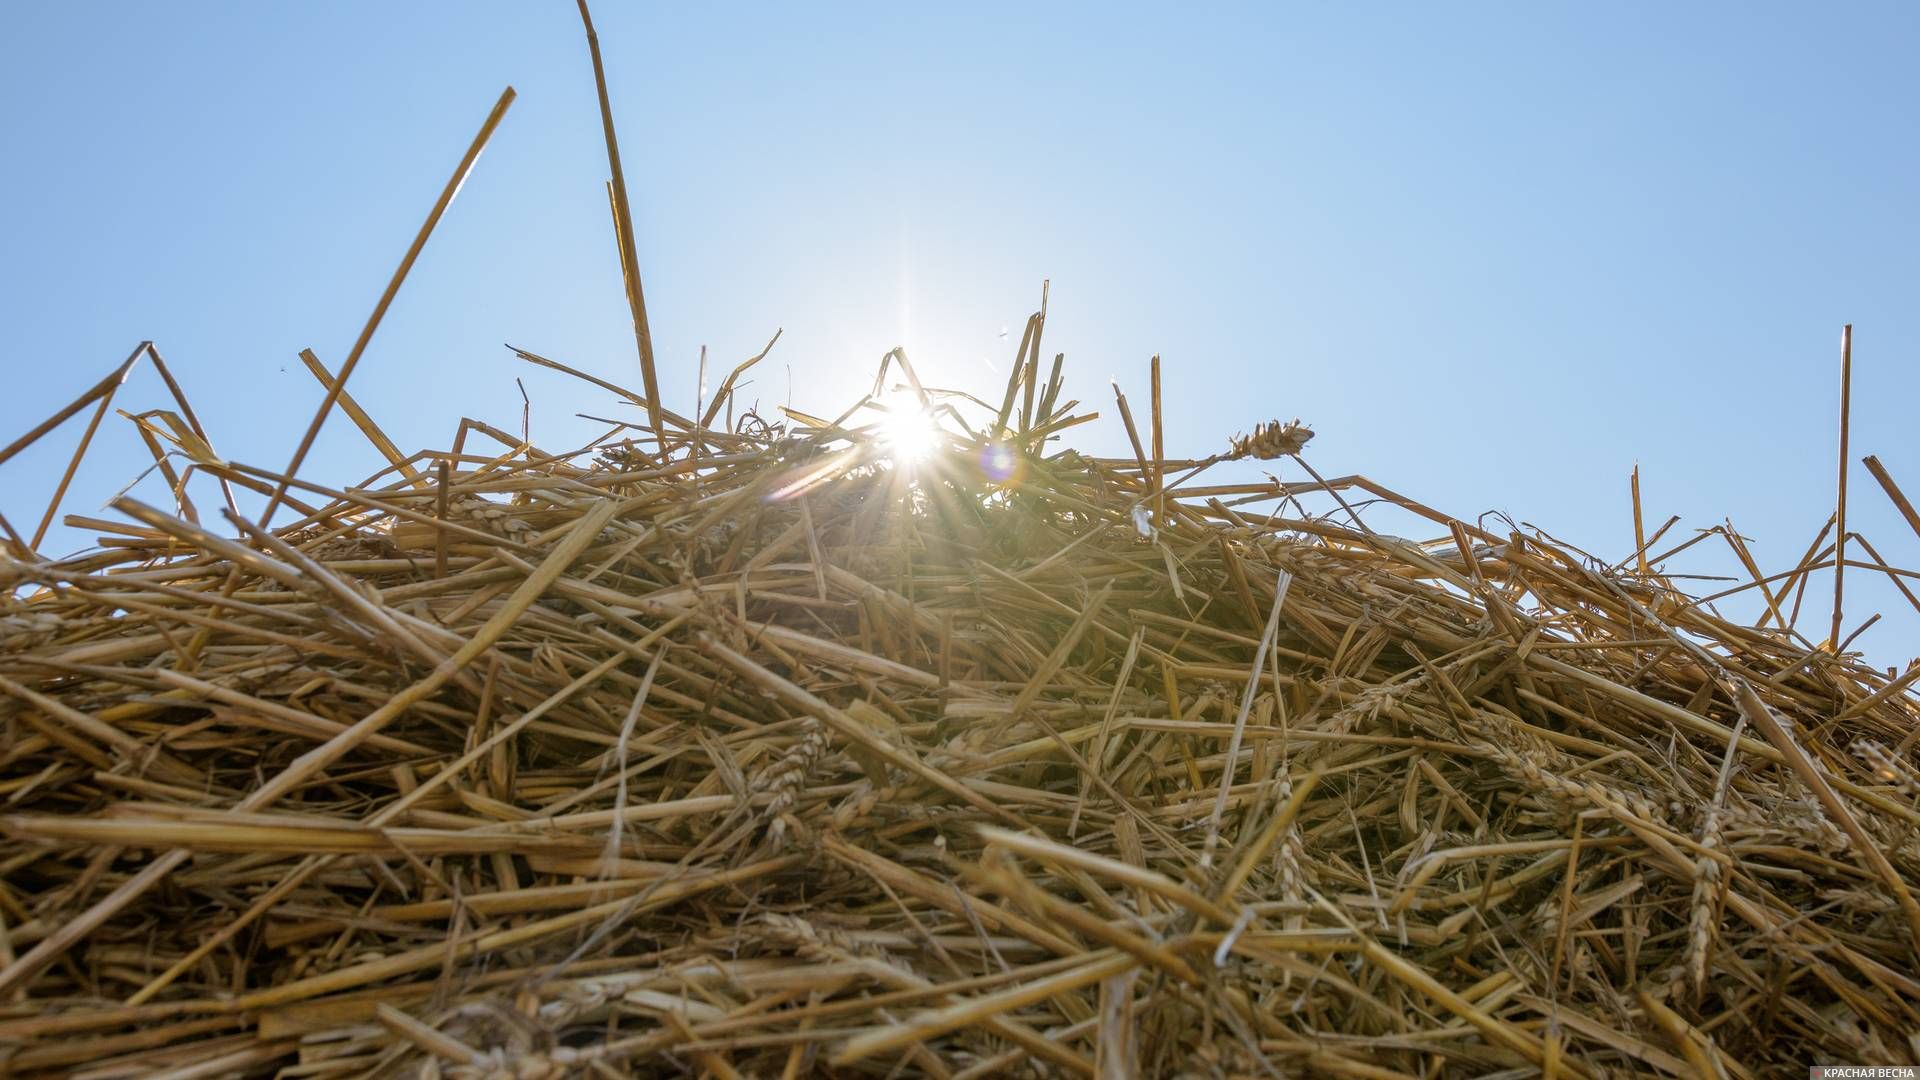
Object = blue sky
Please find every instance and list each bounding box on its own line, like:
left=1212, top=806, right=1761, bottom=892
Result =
left=3, top=3, right=1917, bottom=663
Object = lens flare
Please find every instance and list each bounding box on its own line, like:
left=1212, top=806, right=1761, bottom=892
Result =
left=979, top=442, right=1022, bottom=487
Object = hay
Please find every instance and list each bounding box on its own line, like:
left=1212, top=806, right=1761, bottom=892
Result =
left=5, top=14, right=1920, bottom=1079
left=4, top=337, right=1920, bottom=1077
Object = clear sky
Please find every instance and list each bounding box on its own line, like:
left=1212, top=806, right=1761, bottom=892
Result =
left=3, top=3, right=1917, bottom=663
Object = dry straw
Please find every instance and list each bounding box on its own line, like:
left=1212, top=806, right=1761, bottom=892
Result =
left=4, top=9, right=1920, bottom=1077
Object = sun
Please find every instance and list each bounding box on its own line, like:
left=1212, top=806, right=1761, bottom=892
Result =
left=875, top=393, right=938, bottom=466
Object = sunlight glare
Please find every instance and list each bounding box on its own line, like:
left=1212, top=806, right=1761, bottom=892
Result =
left=878, top=396, right=938, bottom=466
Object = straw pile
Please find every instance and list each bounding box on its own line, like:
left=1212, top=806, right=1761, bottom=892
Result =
left=6, top=12, right=1920, bottom=1077
left=3, top=329, right=1920, bottom=1078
